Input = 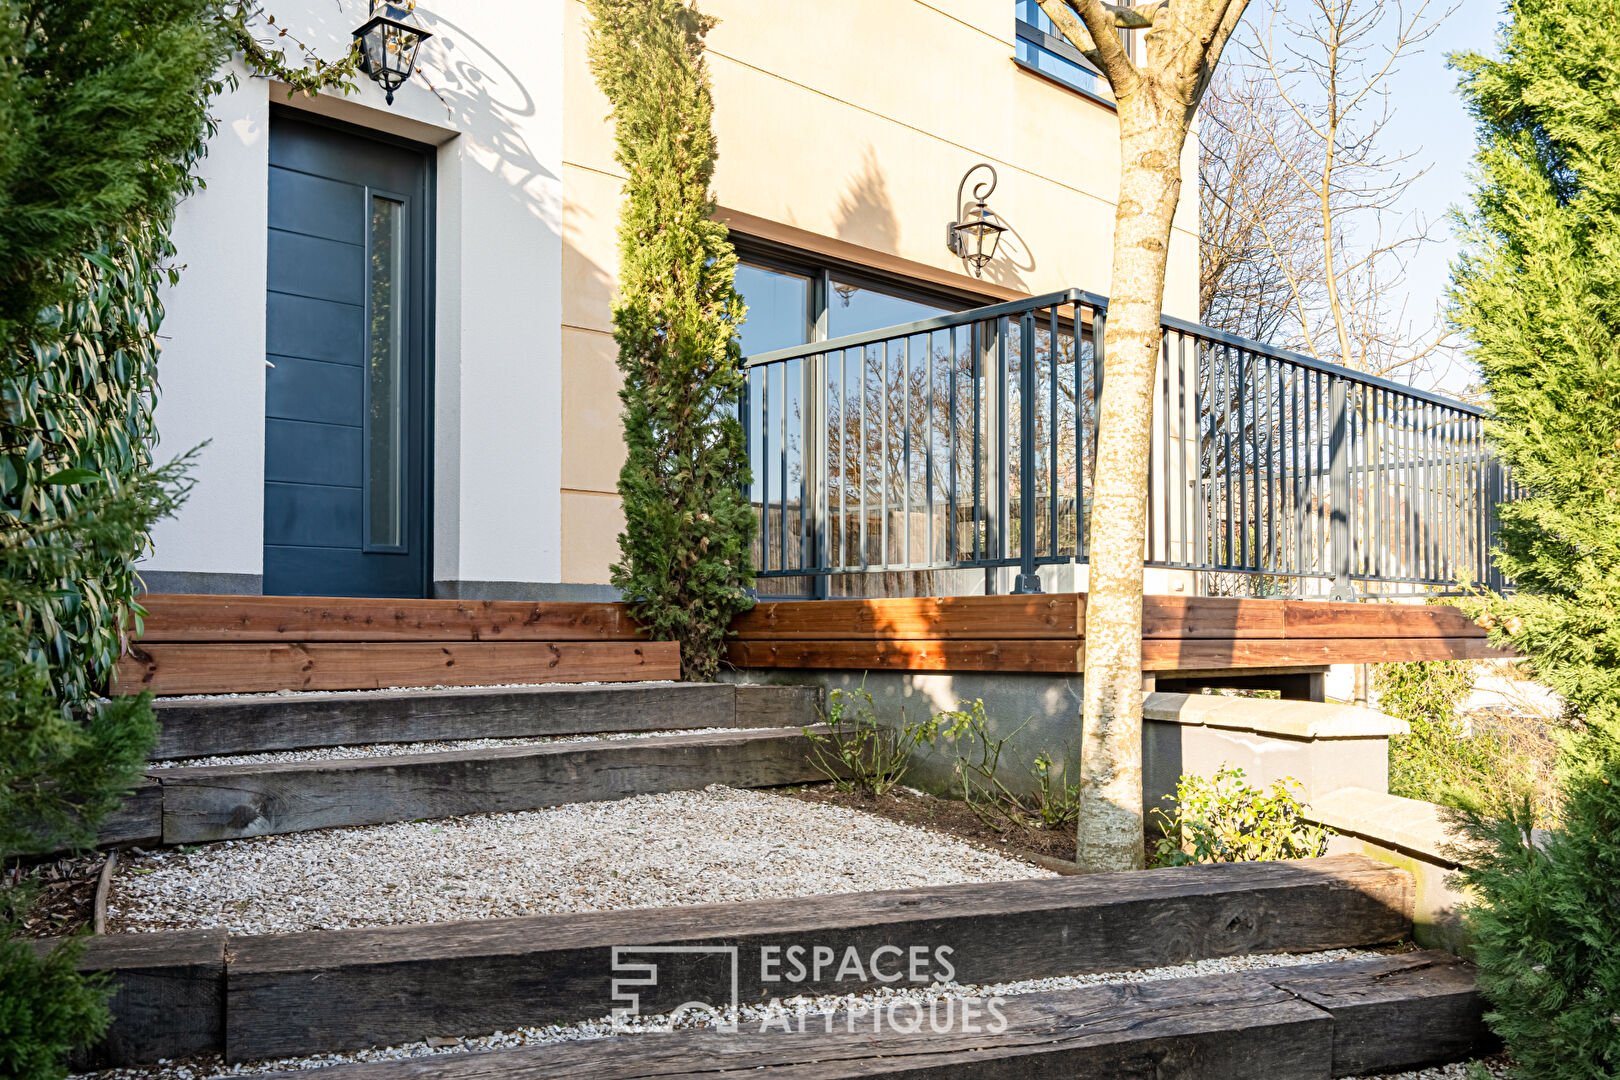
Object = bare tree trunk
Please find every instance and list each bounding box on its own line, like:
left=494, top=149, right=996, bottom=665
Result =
left=1076, top=90, right=1191, bottom=871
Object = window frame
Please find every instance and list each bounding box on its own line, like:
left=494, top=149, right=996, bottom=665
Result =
left=1012, top=6, right=1127, bottom=110
left=733, top=236, right=992, bottom=355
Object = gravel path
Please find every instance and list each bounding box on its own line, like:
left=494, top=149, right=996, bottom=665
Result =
left=71, top=948, right=1394, bottom=1079
left=144, top=728, right=745, bottom=769
left=108, top=786, right=1052, bottom=935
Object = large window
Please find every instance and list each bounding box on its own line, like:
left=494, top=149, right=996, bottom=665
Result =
left=1014, top=2, right=1130, bottom=100
left=733, top=257, right=962, bottom=356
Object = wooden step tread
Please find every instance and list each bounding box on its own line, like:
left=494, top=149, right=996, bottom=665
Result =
left=113, top=727, right=825, bottom=846
left=223, top=854, right=1410, bottom=1061
left=248, top=952, right=1486, bottom=1079
left=48, top=856, right=1417, bottom=1068
left=148, top=683, right=818, bottom=760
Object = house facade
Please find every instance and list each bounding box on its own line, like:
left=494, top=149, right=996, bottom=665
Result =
left=140, top=0, right=1199, bottom=601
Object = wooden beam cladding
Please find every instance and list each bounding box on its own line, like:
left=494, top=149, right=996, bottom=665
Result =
left=1281, top=600, right=1487, bottom=639
left=727, top=593, right=1504, bottom=674
left=726, top=638, right=1082, bottom=673
left=134, top=594, right=647, bottom=643
left=731, top=594, right=1081, bottom=641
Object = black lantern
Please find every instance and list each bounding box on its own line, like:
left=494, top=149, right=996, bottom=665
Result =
left=946, top=164, right=1007, bottom=278
left=354, top=1, right=432, bottom=105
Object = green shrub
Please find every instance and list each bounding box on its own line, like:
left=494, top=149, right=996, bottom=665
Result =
left=803, top=685, right=938, bottom=797
left=586, top=0, right=755, bottom=681
left=1150, top=764, right=1332, bottom=867
left=936, top=702, right=1082, bottom=833
left=1450, top=735, right=1620, bottom=1078
left=1, top=6, right=358, bottom=1075
left=1378, top=661, right=1493, bottom=801
left=0, top=889, right=109, bottom=1080
left=1446, top=0, right=1620, bottom=1064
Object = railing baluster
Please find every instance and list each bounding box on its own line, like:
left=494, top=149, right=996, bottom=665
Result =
left=1015, top=309, right=1041, bottom=593
left=737, top=288, right=1513, bottom=598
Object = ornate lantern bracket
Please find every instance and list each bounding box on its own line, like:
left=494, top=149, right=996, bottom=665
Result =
left=946, top=163, right=1007, bottom=278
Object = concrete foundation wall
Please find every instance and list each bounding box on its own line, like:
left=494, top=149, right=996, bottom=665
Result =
left=724, top=672, right=1404, bottom=822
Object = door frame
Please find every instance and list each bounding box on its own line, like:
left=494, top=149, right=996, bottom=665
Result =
left=268, top=105, right=437, bottom=596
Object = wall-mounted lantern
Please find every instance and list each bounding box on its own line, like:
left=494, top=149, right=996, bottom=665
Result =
left=946, top=164, right=1007, bottom=278
left=354, top=1, right=432, bottom=106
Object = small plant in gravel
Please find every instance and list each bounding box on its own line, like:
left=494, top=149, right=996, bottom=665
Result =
left=803, top=685, right=937, bottom=797
left=1150, top=764, right=1332, bottom=867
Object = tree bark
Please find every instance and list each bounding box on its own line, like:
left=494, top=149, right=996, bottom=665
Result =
left=1076, top=88, right=1194, bottom=872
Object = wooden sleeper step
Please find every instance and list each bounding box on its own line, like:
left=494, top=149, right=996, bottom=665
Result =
left=230, top=952, right=1489, bottom=1079
left=223, top=854, right=1411, bottom=1061
left=148, top=683, right=819, bottom=760
left=150, top=726, right=827, bottom=844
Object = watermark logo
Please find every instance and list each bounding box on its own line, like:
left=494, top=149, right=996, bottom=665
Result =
left=610, top=945, right=740, bottom=1032
left=608, top=943, right=1008, bottom=1035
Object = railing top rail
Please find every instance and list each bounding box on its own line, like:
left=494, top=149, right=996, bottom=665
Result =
left=742, top=288, right=1106, bottom=367
left=740, top=284, right=1484, bottom=418
left=1160, top=312, right=1485, bottom=416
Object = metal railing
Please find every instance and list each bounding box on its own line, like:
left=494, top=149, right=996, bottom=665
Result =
left=741, top=288, right=1518, bottom=599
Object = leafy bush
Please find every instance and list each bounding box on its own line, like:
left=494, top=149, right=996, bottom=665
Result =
left=586, top=0, right=755, bottom=681
left=1, top=6, right=358, bottom=1075
left=1150, top=764, right=1332, bottom=867
left=803, top=685, right=938, bottom=797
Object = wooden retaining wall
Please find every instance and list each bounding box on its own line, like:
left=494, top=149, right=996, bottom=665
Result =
left=727, top=594, right=1510, bottom=675
left=48, top=855, right=1416, bottom=1067
left=115, top=595, right=679, bottom=695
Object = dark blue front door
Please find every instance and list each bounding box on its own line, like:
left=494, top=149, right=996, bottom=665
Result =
left=264, top=114, right=431, bottom=597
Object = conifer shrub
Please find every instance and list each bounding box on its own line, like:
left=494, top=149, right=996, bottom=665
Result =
left=1447, top=0, right=1620, bottom=1072
left=585, top=0, right=755, bottom=681
left=1, top=5, right=360, bottom=1075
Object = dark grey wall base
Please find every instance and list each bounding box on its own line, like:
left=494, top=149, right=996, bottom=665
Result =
left=433, top=579, right=622, bottom=602
left=137, top=571, right=262, bottom=596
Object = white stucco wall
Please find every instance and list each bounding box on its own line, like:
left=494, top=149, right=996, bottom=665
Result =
left=144, top=0, right=564, bottom=592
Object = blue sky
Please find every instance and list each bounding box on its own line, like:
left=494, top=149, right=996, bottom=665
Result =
left=1366, top=0, right=1506, bottom=390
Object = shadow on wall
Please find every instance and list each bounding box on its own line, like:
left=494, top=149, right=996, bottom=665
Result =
left=830, top=146, right=1034, bottom=294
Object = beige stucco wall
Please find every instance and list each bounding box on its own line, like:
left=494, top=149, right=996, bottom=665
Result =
left=561, top=0, right=1202, bottom=584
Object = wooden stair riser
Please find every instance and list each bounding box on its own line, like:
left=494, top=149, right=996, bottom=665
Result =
left=274, top=952, right=1485, bottom=1080
left=223, top=855, right=1410, bottom=1061
left=149, top=684, right=819, bottom=760
left=151, top=727, right=825, bottom=844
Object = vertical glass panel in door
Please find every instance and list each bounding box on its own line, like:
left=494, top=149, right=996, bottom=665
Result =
left=367, top=194, right=405, bottom=550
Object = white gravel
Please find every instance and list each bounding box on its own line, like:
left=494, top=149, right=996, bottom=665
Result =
left=108, top=786, right=1052, bottom=935
left=144, top=728, right=745, bottom=769
left=71, top=948, right=1401, bottom=1080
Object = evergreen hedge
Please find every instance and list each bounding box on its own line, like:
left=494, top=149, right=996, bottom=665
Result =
left=2, top=5, right=359, bottom=1075
left=1448, top=0, right=1620, bottom=1073
left=585, top=0, right=755, bottom=681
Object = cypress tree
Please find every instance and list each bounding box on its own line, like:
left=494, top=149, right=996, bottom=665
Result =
left=1448, top=2, right=1620, bottom=1074
left=585, top=0, right=755, bottom=681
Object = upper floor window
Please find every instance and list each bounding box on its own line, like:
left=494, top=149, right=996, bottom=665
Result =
left=1013, top=2, right=1130, bottom=100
